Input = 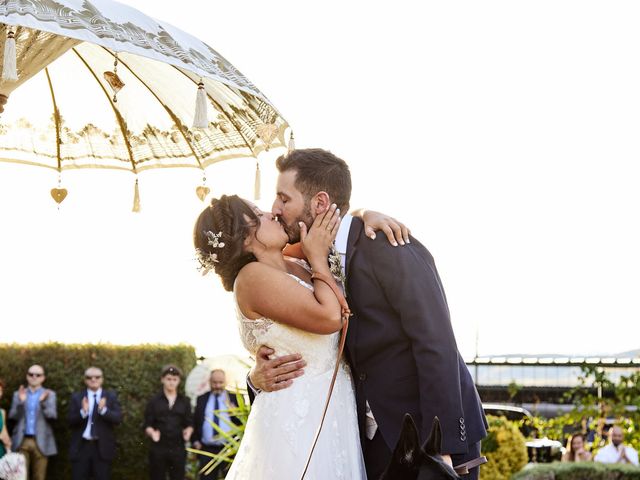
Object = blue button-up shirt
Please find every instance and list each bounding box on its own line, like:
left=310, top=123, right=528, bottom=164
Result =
left=202, top=392, right=231, bottom=445
left=25, top=388, right=43, bottom=436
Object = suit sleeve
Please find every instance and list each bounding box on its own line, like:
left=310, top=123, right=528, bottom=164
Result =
left=191, top=397, right=203, bottom=442
left=67, top=393, right=84, bottom=426
left=42, top=391, right=57, bottom=420
left=100, top=392, right=122, bottom=425
left=8, top=392, right=23, bottom=420
left=370, top=239, right=467, bottom=455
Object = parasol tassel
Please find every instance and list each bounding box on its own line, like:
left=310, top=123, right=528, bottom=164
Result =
left=192, top=80, right=208, bottom=129
left=288, top=131, right=295, bottom=153
left=132, top=177, right=141, bottom=212
left=254, top=162, right=261, bottom=200
left=2, top=29, right=18, bottom=81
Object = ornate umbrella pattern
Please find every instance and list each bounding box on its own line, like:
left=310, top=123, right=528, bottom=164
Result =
left=0, top=0, right=289, bottom=205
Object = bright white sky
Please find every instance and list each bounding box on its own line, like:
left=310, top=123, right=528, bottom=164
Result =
left=1, top=0, right=639, bottom=359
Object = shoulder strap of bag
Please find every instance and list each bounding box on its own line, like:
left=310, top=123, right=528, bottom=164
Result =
left=300, top=272, right=351, bottom=479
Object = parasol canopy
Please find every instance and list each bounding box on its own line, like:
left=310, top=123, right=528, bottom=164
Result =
left=0, top=0, right=289, bottom=204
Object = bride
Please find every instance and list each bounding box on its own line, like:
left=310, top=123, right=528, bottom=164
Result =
left=194, top=194, right=366, bottom=479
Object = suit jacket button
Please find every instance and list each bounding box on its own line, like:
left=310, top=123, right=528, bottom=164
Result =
left=359, top=373, right=367, bottom=381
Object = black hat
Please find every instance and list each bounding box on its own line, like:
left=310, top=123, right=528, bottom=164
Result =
left=161, top=364, right=183, bottom=378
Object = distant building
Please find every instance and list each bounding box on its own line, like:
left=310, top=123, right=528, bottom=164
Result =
left=467, top=354, right=640, bottom=406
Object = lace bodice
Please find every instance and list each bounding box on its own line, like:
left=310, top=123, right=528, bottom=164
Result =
left=235, top=260, right=340, bottom=377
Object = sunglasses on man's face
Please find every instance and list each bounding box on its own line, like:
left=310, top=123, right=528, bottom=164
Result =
left=85, top=375, right=102, bottom=380
left=27, top=372, right=44, bottom=377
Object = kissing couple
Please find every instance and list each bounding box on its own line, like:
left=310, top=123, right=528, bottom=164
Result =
left=194, top=148, right=487, bottom=479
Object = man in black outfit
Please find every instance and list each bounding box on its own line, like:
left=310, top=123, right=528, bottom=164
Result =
left=68, top=366, right=122, bottom=480
left=144, top=365, right=193, bottom=480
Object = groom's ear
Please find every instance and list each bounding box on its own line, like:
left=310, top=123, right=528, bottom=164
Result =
left=312, top=191, right=331, bottom=215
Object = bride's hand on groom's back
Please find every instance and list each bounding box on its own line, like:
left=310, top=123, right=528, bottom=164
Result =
left=354, top=209, right=411, bottom=246
left=250, top=345, right=306, bottom=392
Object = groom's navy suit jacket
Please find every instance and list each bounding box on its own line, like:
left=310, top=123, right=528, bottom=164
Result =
left=344, top=217, right=487, bottom=456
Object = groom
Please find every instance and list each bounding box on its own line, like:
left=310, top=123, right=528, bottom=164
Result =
left=249, top=148, right=487, bottom=479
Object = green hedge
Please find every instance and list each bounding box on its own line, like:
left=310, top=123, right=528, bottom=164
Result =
left=0, top=342, right=197, bottom=479
left=480, top=415, right=528, bottom=480
left=512, top=461, right=640, bottom=480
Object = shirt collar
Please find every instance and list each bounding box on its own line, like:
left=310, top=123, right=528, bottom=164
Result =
left=335, top=213, right=353, bottom=256
left=88, top=388, right=102, bottom=397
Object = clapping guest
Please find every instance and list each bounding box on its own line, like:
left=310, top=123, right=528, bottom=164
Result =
left=561, top=433, right=592, bottom=462
left=8, top=364, right=57, bottom=480
left=68, top=367, right=123, bottom=480
left=191, top=369, right=239, bottom=479
left=0, top=379, right=12, bottom=458
left=144, top=365, right=194, bottom=480
left=594, top=425, right=639, bottom=466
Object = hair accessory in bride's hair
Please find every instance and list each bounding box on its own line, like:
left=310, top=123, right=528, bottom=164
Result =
left=196, top=231, right=226, bottom=275
left=205, top=230, right=225, bottom=249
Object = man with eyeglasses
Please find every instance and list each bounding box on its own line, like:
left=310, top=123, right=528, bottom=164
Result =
left=68, top=367, right=123, bottom=480
left=8, top=364, right=57, bottom=480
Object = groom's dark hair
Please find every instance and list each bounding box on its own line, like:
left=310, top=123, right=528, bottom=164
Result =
left=276, top=148, right=351, bottom=212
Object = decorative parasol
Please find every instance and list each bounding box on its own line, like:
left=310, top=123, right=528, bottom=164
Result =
left=0, top=0, right=291, bottom=208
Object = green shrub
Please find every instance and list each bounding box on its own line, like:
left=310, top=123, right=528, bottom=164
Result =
left=187, top=391, right=250, bottom=476
left=0, top=342, right=196, bottom=479
left=512, top=461, right=640, bottom=480
left=480, top=415, right=528, bottom=480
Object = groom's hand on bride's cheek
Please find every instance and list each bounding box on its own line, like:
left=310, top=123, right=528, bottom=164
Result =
left=251, top=345, right=306, bottom=392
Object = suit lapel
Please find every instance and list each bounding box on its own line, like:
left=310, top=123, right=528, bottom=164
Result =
left=345, top=217, right=363, bottom=279
left=345, top=218, right=363, bottom=361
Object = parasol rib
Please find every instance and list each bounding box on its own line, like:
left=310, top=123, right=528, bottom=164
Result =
left=44, top=68, right=62, bottom=172
left=172, top=66, right=257, bottom=158
left=72, top=48, right=138, bottom=174
left=101, top=48, right=205, bottom=172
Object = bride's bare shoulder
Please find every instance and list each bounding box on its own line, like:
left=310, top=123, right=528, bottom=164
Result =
left=236, top=261, right=273, bottom=283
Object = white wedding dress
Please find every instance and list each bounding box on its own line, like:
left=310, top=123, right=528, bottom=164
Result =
left=226, top=262, right=366, bottom=480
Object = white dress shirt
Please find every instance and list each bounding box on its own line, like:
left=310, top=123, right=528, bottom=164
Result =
left=594, top=443, right=639, bottom=465
left=202, top=391, right=233, bottom=445
left=336, top=214, right=378, bottom=440
left=81, top=388, right=105, bottom=440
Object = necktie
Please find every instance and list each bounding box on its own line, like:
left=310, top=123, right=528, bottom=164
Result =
left=213, top=394, right=220, bottom=428
left=90, top=393, right=99, bottom=438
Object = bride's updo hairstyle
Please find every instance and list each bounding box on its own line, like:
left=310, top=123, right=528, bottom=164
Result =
left=193, top=194, right=259, bottom=292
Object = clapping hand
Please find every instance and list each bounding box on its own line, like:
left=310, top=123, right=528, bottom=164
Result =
left=82, top=396, right=90, bottom=414
left=18, top=385, right=26, bottom=402
left=618, top=444, right=629, bottom=462
left=39, top=389, right=50, bottom=402
left=98, top=397, right=107, bottom=411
